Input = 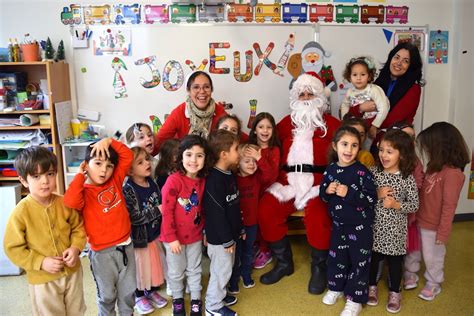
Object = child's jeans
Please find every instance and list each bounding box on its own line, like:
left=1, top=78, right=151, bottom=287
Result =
left=229, top=225, right=258, bottom=287
left=89, top=242, right=136, bottom=316
left=163, top=240, right=202, bottom=300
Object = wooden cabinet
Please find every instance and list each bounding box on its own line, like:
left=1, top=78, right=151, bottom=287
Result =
left=0, top=61, right=71, bottom=195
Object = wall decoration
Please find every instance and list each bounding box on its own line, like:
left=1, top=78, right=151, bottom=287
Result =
left=162, top=60, right=184, bottom=91
left=334, top=0, right=357, bottom=3
left=385, top=5, right=409, bottom=24
left=429, top=30, right=449, bottom=64
left=233, top=51, right=253, bottom=82
left=170, top=4, right=197, bottom=23
left=112, top=57, right=128, bottom=99
left=185, top=59, right=208, bottom=71
left=282, top=3, right=308, bottom=23
left=227, top=3, right=254, bottom=22
left=394, top=30, right=425, bottom=52
left=143, top=4, right=169, bottom=24
left=253, top=42, right=276, bottom=76
left=112, top=4, right=141, bottom=25
left=274, top=33, right=295, bottom=77
left=360, top=5, right=385, bottom=24
left=93, top=28, right=131, bottom=56
left=134, top=56, right=160, bottom=89
left=60, top=5, right=82, bottom=25
left=149, top=115, right=163, bottom=134
left=309, top=4, right=334, bottom=23
left=383, top=28, right=393, bottom=43
left=468, top=151, right=474, bottom=199
left=247, top=99, right=257, bottom=129
left=198, top=4, right=225, bottom=23
left=335, top=4, right=360, bottom=23
left=209, top=42, right=231, bottom=74
left=255, top=3, right=281, bottom=23
left=83, top=4, right=112, bottom=25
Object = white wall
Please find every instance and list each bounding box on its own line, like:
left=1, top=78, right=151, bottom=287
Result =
left=1, top=0, right=472, bottom=213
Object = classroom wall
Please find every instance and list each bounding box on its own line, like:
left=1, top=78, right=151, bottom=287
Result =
left=1, top=0, right=472, bottom=214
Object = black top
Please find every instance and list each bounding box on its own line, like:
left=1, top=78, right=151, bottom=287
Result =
left=203, top=167, right=242, bottom=248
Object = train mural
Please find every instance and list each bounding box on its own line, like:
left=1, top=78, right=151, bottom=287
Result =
left=60, top=3, right=409, bottom=26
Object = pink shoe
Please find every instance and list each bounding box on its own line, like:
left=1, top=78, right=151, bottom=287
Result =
left=134, top=296, right=155, bottom=314
left=147, top=291, right=168, bottom=309
left=253, top=250, right=272, bottom=269
left=418, top=285, right=441, bottom=301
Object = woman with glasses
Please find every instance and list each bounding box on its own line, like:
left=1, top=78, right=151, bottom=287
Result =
left=154, top=71, right=227, bottom=152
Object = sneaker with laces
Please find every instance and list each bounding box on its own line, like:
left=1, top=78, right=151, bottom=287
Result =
left=322, top=290, right=343, bottom=305
left=418, top=285, right=441, bottom=301
left=253, top=250, right=272, bottom=269
left=403, top=273, right=419, bottom=290
left=190, top=299, right=203, bottom=316
left=340, top=299, right=362, bottom=316
left=134, top=296, right=155, bottom=315
left=147, top=291, right=168, bottom=309
left=223, top=294, right=238, bottom=306
left=205, top=305, right=238, bottom=316
left=172, top=298, right=186, bottom=316
left=386, top=291, right=401, bottom=313
left=242, top=278, right=255, bottom=289
left=367, top=285, right=378, bottom=306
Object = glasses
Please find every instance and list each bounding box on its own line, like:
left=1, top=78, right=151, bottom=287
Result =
left=190, top=84, right=212, bottom=92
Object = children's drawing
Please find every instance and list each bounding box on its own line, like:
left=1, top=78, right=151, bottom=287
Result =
left=394, top=30, right=425, bottom=52
left=149, top=115, right=163, bottom=134
left=253, top=42, right=276, bottom=76
left=209, top=42, right=230, bottom=74
left=429, top=30, right=449, bottom=64
left=274, top=33, right=295, bottom=77
left=247, top=99, right=257, bottom=129
left=93, top=28, right=131, bottom=56
left=162, top=60, right=184, bottom=91
left=185, top=59, right=208, bottom=71
left=135, top=56, right=160, bottom=89
left=112, top=57, right=128, bottom=99
left=233, top=50, right=253, bottom=82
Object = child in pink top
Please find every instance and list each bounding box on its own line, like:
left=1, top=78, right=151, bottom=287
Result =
left=160, top=135, right=210, bottom=316
left=410, top=122, right=470, bottom=301
left=248, top=112, right=281, bottom=269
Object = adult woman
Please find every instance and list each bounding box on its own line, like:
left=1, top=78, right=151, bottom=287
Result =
left=359, top=42, right=424, bottom=146
left=153, top=71, right=227, bottom=152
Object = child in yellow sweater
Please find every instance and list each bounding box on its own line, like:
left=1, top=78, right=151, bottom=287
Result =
left=3, top=147, right=87, bottom=315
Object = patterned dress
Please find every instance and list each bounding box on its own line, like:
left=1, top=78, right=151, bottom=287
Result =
left=370, top=167, right=419, bottom=256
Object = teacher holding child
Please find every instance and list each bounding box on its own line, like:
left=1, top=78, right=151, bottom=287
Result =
left=154, top=71, right=227, bottom=152
left=358, top=42, right=424, bottom=148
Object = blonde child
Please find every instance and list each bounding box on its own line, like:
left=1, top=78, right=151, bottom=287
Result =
left=4, top=147, right=87, bottom=315
left=340, top=57, right=390, bottom=139
left=126, top=123, right=158, bottom=178
left=160, top=135, right=210, bottom=316
left=64, top=137, right=136, bottom=315
left=228, top=143, right=274, bottom=295
left=123, top=147, right=168, bottom=314
left=410, top=122, right=470, bottom=301
left=155, top=138, right=180, bottom=189
left=367, top=130, right=419, bottom=313
left=204, top=130, right=241, bottom=316
left=342, top=115, right=375, bottom=168
left=319, top=126, right=377, bottom=316
left=248, top=112, right=281, bottom=269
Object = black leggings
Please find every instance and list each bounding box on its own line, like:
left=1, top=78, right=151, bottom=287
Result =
left=369, top=251, right=404, bottom=293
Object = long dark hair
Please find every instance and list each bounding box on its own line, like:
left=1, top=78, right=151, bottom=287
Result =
left=155, top=138, right=180, bottom=177
left=416, top=122, right=470, bottom=173
left=248, top=112, right=281, bottom=148
left=328, top=125, right=361, bottom=163
left=374, top=42, right=424, bottom=108
left=375, top=129, right=416, bottom=178
left=176, top=135, right=210, bottom=178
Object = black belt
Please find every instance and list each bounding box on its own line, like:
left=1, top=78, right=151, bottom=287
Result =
left=283, top=164, right=327, bottom=174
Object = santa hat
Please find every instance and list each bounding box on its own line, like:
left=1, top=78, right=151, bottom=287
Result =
left=301, top=41, right=331, bottom=58
left=295, top=72, right=330, bottom=97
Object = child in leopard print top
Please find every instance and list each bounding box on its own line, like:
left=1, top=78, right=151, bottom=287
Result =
left=367, top=129, right=419, bottom=313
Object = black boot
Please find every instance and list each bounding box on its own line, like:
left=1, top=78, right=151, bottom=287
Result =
left=260, top=237, right=294, bottom=285
left=308, top=247, right=328, bottom=294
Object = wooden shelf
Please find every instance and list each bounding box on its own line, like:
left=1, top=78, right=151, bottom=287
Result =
left=0, top=110, right=50, bottom=115
left=0, top=125, right=51, bottom=130
left=0, top=62, right=52, bottom=66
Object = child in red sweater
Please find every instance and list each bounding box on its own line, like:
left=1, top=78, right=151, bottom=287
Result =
left=64, top=138, right=136, bottom=315
left=228, top=143, right=273, bottom=293
left=411, top=122, right=470, bottom=301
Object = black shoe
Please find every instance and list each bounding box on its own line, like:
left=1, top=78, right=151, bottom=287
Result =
left=205, top=305, right=238, bottom=316
left=308, top=248, right=328, bottom=295
left=190, top=299, right=202, bottom=316
left=172, top=298, right=186, bottom=316
left=227, top=283, right=240, bottom=295
left=223, top=294, right=238, bottom=306
left=260, top=237, right=294, bottom=285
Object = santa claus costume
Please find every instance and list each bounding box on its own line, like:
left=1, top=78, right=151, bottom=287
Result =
left=258, top=73, right=340, bottom=294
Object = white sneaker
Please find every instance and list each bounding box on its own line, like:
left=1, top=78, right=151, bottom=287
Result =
left=322, top=290, right=344, bottom=305
left=340, top=300, right=362, bottom=316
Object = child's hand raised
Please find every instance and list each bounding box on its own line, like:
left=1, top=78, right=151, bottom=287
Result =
left=326, top=182, right=338, bottom=194
left=244, top=147, right=261, bottom=161
left=41, top=256, right=64, bottom=274
left=335, top=184, right=348, bottom=197
left=78, top=161, right=88, bottom=175
left=90, top=137, right=112, bottom=160
left=169, top=240, right=182, bottom=254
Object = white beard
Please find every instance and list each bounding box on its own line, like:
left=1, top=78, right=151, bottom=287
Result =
left=267, top=99, right=327, bottom=210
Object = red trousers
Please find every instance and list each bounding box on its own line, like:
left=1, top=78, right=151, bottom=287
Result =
left=258, top=191, right=332, bottom=250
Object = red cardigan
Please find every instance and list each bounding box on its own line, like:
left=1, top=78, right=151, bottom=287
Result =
left=154, top=102, right=227, bottom=152
left=380, top=84, right=421, bottom=129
